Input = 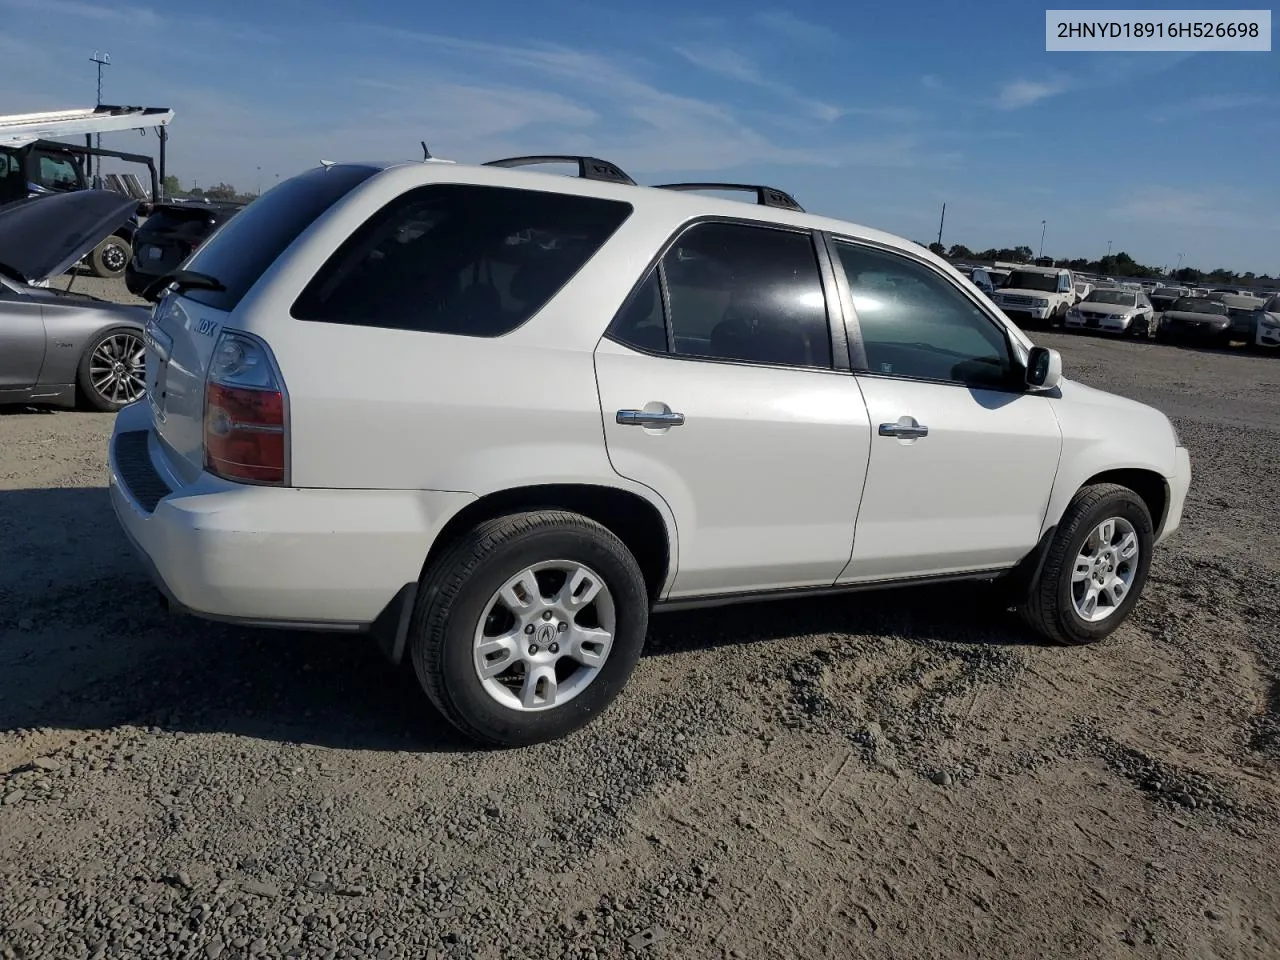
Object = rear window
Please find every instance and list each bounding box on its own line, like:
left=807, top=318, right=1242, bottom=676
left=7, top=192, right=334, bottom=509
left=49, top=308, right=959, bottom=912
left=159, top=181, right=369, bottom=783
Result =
left=182, top=164, right=380, bottom=311
left=291, top=184, right=633, bottom=338
left=143, top=207, right=220, bottom=232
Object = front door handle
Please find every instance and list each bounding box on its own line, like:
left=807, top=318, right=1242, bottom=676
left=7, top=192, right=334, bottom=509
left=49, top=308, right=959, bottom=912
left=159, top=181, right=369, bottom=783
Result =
left=878, top=416, right=929, bottom=440
left=617, top=409, right=686, bottom=427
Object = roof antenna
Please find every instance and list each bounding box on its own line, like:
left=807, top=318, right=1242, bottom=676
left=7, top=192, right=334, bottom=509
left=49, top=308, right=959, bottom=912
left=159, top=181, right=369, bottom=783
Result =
left=421, top=140, right=432, bottom=160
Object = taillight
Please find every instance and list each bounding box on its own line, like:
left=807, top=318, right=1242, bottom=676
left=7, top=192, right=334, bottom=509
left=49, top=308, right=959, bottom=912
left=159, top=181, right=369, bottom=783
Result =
left=202, top=330, right=289, bottom=485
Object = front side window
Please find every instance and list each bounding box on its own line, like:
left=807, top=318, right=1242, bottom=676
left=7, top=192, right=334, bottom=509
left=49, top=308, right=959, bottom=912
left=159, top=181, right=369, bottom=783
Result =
left=834, top=241, right=1015, bottom=389
left=294, top=184, right=632, bottom=337
left=657, top=221, right=832, bottom=369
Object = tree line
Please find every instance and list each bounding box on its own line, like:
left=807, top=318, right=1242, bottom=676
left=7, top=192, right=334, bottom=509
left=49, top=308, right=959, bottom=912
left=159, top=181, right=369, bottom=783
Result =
left=924, top=241, right=1275, bottom=287
left=162, top=175, right=257, bottom=205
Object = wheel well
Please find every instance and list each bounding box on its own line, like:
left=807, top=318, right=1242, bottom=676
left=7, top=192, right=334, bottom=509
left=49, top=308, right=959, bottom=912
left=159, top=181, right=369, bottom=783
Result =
left=421, top=484, right=672, bottom=602
left=1084, top=469, right=1168, bottom=533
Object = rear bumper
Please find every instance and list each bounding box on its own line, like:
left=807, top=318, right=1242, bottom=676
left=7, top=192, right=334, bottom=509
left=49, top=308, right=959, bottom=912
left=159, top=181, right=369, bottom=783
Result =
left=1158, top=446, right=1192, bottom=544
left=108, top=401, right=474, bottom=628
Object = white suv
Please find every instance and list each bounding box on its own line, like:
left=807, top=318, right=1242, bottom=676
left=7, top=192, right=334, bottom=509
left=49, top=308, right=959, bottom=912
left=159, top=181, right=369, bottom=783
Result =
left=109, top=155, right=1192, bottom=746
left=992, top=266, right=1077, bottom=327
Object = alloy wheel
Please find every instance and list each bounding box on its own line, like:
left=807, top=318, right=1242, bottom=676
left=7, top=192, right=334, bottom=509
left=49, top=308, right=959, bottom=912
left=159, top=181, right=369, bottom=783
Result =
left=1071, top=517, right=1140, bottom=623
left=89, top=331, right=147, bottom=406
left=472, top=560, right=615, bottom=712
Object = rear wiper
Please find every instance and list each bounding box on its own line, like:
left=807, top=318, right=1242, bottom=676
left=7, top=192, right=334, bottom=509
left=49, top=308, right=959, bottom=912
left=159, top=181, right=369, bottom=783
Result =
left=141, top=269, right=226, bottom=303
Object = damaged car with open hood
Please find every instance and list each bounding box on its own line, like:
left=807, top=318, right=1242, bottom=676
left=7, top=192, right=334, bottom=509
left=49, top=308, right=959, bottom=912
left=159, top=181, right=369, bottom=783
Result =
left=0, top=189, right=150, bottom=411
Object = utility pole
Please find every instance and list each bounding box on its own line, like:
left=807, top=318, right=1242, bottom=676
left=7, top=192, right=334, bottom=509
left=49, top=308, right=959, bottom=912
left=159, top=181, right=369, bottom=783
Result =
left=89, top=51, right=110, bottom=185
left=1038, top=219, right=1046, bottom=260
left=936, top=202, right=945, bottom=249
left=1176, top=252, right=1184, bottom=272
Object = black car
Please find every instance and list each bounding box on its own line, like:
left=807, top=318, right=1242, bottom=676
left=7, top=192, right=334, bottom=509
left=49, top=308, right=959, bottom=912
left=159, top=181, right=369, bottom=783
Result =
left=1155, top=297, right=1232, bottom=345
left=124, top=200, right=244, bottom=298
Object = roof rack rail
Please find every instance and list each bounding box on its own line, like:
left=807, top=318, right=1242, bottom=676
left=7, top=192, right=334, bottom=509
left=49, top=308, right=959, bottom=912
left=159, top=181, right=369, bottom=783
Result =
left=484, top=155, right=636, bottom=185
left=653, top=182, right=804, bottom=212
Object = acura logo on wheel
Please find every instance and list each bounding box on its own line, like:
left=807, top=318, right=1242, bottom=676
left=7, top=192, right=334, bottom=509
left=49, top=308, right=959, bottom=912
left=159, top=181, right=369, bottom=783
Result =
left=536, top=623, right=557, bottom=645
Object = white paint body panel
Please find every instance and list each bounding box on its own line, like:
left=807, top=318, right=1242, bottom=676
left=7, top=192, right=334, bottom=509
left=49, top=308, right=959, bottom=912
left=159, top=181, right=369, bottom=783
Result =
left=594, top=338, right=871, bottom=597
left=109, top=400, right=473, bottom=623
left=841, top=378, right=1062, bottom=580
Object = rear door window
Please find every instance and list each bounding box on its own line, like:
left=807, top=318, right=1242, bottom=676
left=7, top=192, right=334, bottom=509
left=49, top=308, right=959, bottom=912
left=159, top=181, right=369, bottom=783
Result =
left=292, top=184, right=633, bottom=338
left=181, top=164, right=381, bottom=311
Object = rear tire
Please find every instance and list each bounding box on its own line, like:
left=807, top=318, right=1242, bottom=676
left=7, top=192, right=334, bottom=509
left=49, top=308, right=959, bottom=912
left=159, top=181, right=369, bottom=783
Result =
left=409, top=511, right=650, bottom=747
left=88, top=235, right=130, bottom=279
left=1018, top=484, right=1154, bottom=646
left=77, top=327, right=147, bottom=412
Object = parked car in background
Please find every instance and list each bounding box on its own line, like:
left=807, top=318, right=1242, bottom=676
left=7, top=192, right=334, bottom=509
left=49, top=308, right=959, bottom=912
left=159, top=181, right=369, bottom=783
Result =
left=1149, top=286, right=1189, bottom=313
left=108, top=155, right=1190, bottom=747
left=0, top=190, right=149, bottom=410
left=1217, top=292, right=1266, bottom=343
left=1155, top=297, right=1232, bottom=345
left=967, top=266, right=997, bottom=294
left=125, top=199, right=246, bottom=299
left=1064, top=288, right=1155, bottom=337
left=990, top=265, right=1076, bottom=327
left=1254, top=295, right=1280, bottom=351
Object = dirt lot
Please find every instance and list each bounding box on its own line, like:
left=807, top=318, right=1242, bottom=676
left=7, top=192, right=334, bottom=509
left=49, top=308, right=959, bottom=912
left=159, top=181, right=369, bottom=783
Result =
left=1, top=301, right=1278, bottom=959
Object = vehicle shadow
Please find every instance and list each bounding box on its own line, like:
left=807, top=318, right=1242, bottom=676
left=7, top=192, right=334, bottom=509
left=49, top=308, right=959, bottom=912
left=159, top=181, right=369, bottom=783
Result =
left=0, top=487, right=1045, bottom=755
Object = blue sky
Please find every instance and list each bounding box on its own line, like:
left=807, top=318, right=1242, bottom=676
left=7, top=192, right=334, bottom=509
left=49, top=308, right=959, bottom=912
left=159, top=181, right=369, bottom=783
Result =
left=2, top=0, right=1277, bottom=273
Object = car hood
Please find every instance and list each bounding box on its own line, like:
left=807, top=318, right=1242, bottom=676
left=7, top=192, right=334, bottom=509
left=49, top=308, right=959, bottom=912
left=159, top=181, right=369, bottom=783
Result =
left=0, top=190, right=137, bottom=284
left=1076, top=303, right=1132, bottom=316
left=1163, top=310, right=1228, bottom=323
left=996, top=287, right=1055, bottom=298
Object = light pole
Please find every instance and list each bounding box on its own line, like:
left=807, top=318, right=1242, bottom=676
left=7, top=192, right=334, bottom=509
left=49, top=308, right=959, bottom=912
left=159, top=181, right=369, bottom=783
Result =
left=89, top=51, right=110, bottom=185
left=1106, top=239, right=1113, bottom=259
left=1175, top=252, right=1184, bottom=273
left=1038, top=220, right=1046, bottom=260
left=257, top=166, right=262, bottom=196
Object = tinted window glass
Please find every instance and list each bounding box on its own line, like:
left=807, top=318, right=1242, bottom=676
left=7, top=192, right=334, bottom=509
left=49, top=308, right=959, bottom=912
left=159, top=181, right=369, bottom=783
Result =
left=835, top=242, right=1013, bottom=388
left=293, top=184, right=632, bottom=338
left=608, top=270, right=667, bottom=353
left=661, top=222, right=831, bottom=369
left=182, top=164, right=380, bottom=311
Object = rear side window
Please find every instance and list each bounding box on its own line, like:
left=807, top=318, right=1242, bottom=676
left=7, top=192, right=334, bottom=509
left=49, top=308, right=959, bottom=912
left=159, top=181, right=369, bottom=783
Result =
left=182, top=164, right=380, bottom=311
left=292, top=184, right=633, bottom=337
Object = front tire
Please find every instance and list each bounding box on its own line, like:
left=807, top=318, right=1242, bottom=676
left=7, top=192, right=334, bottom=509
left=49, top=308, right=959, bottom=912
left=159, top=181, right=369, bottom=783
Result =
left=409, top=511, right=650, bottom=747
left=1018, top=483, right=1154, bottom=645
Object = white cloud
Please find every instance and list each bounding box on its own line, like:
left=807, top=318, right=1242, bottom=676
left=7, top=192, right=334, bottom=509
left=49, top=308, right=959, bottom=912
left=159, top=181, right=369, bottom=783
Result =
left=1109, top=186, right=1277, bottom=232
left=750, top=10, right=839, bottom=45
left=671, top=43, right=843, bottom=122
left=0, top=0, right=160, bottom=28
left=1148, top=93, right=1274, bottom=123
left=996, top=77, right=1071, bottom=109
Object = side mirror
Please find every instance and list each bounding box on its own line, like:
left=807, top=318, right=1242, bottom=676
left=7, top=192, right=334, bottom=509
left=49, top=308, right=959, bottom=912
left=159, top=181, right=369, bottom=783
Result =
left=1026, top=346, right=1062, bottom=391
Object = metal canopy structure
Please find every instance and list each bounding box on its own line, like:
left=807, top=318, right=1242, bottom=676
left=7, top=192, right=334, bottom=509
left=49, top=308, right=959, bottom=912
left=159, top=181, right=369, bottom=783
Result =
left=0, top=105, right=173, bottom=149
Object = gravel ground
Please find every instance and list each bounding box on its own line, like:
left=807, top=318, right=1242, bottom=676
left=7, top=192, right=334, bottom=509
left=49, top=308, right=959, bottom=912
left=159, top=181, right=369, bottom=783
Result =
left=1, top=282, right=1278, bottom=959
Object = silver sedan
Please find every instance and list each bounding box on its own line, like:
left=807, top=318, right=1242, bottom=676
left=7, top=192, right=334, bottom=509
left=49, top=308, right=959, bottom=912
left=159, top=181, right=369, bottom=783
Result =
left=0, top=190, right=150, bottom=411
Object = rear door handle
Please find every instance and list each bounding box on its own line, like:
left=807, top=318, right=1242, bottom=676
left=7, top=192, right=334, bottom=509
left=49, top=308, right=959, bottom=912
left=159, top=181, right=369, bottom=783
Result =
left=878, top=417, right=929, bottom=440
left=616, top=409, right=686, bottom=427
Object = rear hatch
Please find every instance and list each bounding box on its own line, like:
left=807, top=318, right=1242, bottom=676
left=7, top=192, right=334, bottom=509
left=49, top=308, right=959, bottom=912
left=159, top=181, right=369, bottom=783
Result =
left=144, top=164, right=381, bottom=481
left=132, top=205, right=225, bottom=277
